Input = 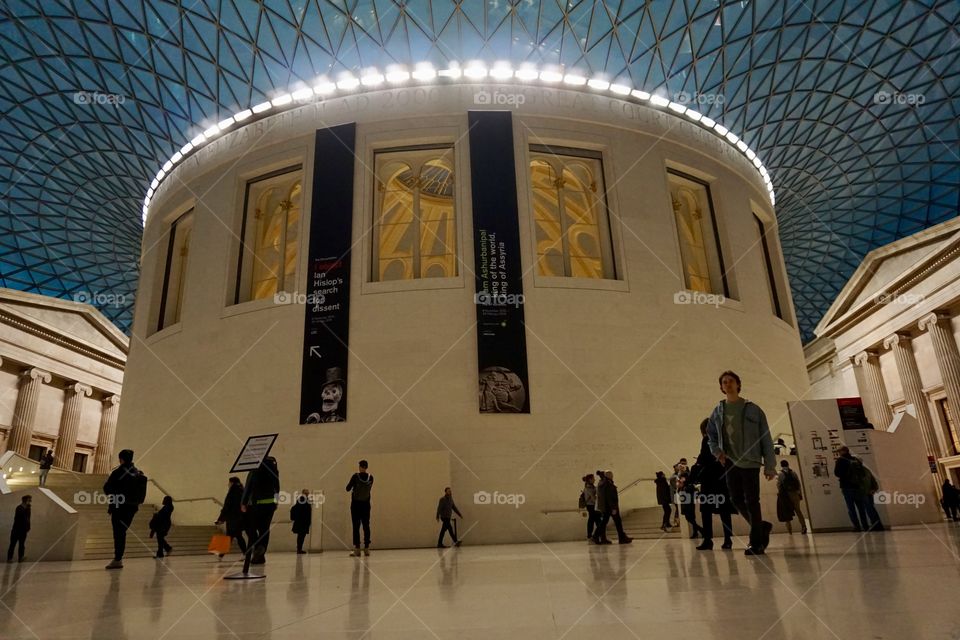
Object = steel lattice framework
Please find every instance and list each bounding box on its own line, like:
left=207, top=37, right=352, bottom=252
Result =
left=1, top=0, right=958, bottom=339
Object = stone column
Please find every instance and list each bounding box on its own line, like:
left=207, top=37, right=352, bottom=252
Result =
left=852, top=350, right=893, bottom=429
left=883, top=333, right=944, bottom=465
left=93, top=395, right=120, bottom=474
left=53, top=382, right=93, bottom=468
left=7, top=368, right=52, bottom=456
left=920, top=312, right=960, bottom=455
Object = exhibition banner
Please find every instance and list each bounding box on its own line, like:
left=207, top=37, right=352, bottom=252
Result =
left=230, top=434, right=278, bottom=473
left=468, top=111, right=530, bottom=413
left=299, top=124, right=356, bottom=424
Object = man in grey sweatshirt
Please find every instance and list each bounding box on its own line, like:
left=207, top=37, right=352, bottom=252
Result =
left=436, top=487, right=463, bottom=547
left=706, top=370, right=776, bottom=556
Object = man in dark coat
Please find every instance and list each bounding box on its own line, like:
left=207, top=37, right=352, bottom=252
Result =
left=599, top=471, right=632, bottom=545
left=435, top=487, right=463, bottom=548
left=103, top=449, right=145, bottom=570
left=216, top=477, right=247, bottom=556
left=241, top=456, right=280, bottom=565
left=290, top=489, right=312, bottom=554
left=942, top=479, right=960, bottom=521
left=7, top=495, right=31, bottom=562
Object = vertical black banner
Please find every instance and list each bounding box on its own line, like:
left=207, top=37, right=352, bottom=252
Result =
left=300, top=124, right=356, bottom=424
left=468, top=111, right=530, bottom=413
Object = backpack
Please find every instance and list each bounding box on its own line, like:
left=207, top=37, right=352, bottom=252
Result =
left=124, top=468, right=148, bottom=505
left=782, top=469, right=801, bottom=493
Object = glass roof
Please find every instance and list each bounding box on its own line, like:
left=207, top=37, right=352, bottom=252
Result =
left=0, top=0, right=957, bottom=340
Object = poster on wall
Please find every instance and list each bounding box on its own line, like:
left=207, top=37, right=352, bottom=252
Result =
left=468, top=111, right=530, bottom=413
left=837, top=397, right=873, bottom=430
left=230, top=434, right=278, bottom=473
left=299, top=123, right=356, bottom=424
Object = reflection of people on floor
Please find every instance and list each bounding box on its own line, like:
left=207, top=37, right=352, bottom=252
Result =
left=349, top=557, right=371, bottom=634
left=91, top=571, right=128, bottom=640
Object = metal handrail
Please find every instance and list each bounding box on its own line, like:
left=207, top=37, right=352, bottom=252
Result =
left=541, top=476, right=657, bottom=515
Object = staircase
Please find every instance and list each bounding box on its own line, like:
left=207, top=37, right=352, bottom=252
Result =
left=6, top=468, right=221, bottom=560
left=620, top=507, right=682, bottom=539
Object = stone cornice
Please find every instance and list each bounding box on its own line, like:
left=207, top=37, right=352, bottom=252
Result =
left=0, top=308, right=126, bottom=369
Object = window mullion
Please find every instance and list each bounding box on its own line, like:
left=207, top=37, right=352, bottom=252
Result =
left=556, top=178, right=572, bottom=278
left=413, top=186, right=422, bottom=279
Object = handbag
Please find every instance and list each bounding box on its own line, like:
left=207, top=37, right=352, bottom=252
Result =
left=207, top=534, right=231, bottom=555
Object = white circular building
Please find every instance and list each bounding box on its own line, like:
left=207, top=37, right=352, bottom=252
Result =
left=117, top=77, right=808, bottom=548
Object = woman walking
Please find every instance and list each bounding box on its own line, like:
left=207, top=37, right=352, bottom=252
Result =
left=215, top=476, right=247, bottom=558
left=581, top=474, right=600, bottom=542
left=655, top=471, right=672, bottom=532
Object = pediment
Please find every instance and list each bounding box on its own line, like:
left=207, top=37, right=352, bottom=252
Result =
left=815, top=216, right=960, bottom=336
left=0, top=289, right=128, bottom=361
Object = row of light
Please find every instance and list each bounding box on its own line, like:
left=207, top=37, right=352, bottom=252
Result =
left=142, top=62, right=776, bottom=223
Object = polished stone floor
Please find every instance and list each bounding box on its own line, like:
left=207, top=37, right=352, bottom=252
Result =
left=2, top=525, right=959, bottom=639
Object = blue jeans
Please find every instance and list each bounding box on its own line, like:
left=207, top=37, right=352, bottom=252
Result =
left=856, top=494, right=883, bottom=530
left=841, top=487, right=864, bottom=529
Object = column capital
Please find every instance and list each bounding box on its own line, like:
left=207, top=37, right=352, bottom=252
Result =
left=20, top=367, right=51, bottom=384
left=102, top=394, right=120, bottom=407
left=852, top=351, right=878, bottom=366
left=67, top=382, right=93, bottom=397
left=919, top=311, right=950, bottom=332
left=883, top=333, right=912, bottom=350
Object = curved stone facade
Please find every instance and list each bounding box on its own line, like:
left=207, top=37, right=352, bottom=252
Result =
left=118, top=84, right=807, bottom=548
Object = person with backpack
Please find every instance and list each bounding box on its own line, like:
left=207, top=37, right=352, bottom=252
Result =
left=706, top=371, right=777, bottom=556
left=290, top=489, right=312, bottom=554
left=834, top=446, right=880, bottom=531
left=103, top=449, right=147, bottom=569
left=692, top=418, right=733, bottom=550
left=149, top=496, right=174, bottom=558
left=215, top=476, right=246, bottom=557
left=345, top=460, right=373, bottom=556
left=851, top=456, right=884, bottom=532
left=7, top=495, right=31, bottom=562
left=241, top=456, right=280, bottom=565
left=580, top=474, right=599, bottom=541
left=777, top=460, right=807, bottom=534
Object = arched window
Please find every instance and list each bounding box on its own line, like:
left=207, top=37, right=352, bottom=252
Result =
left=156, top=209, right=194, bottom=331
left=373, top=147, right=457, bottom=281
left=667, top=170, right=728, bottom=296
left=235, top=166, right=303, bottom=303
left=529, top=147, right=615, bottom=279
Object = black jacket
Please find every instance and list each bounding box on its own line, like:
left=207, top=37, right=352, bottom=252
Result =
left=290, top=498, right=312, bottom=534
left=834, top=454, right=856, bottom=490
left=150, top=503, right=173, bottom=536
left=600, top=479, right=619, bottom=514
left=218, top=483, right=244, bottom=536
left=436, top=495, right=462, bottom=519
left=655, top=476, right=671, bottom=506
left=11, top=504, right=30, bottom=534
left=103, top=462, right=141, bottom=514
left=242, top=459, right=280, bottom=506
left=346, top=472, right=373, bottom=502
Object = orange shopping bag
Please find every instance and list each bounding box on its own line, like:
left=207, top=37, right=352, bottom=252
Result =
left=208, top=534, right=231, bottom=555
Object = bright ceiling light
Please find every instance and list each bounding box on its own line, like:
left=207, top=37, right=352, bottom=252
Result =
left=271, top=93, right=293, bottom=106
left=464, top=64, right=488, bottom=78
left=490, top=65, right=513, bottom=79
left=292, top=88, right=314, bottom=101
left=609, top=83, right=631, bottom=95
left=251, top=101, right=272, bottom=113
left=202, top=124, right=220, bottom=138
left=233, top=109, right=252, bottom=122
left=336, top=76, right=359, bottom=90
left=587, top=78, right=610, bottom=91
left=649, top=94, right=669, bottom=107
left=412, top=65, right=436, bottom=80
left=439, top=67, right=462, bottom=78
left=386, top=69, right=410, bottom=83
left=667, top=101, right=687, bottom=114
left=563, top=73, right=587, bottom=85
left=631, top=89, right=651, bottom=101
left=360, top=72, right=384, bottom=86
left=217, top=117, right=235, bottom=129
left=515, top=67, right=538, bottom=80
left=540, top=70, right=563, bottom=83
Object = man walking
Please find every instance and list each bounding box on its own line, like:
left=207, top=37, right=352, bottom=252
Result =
left=599, top=470, right=632, bottom=545
left=346, top=460, right=373, bottom=556
left=436, top=487, right=463, bottom=548
left=7, top=495, right=31, bottom=562
left=103, top=449, right=147, bottom=569
left=707, top=371, right=776, bottom=556
left=38, top=450, right=54, bottom=488
left=241, top=456, right=280, bottom=565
